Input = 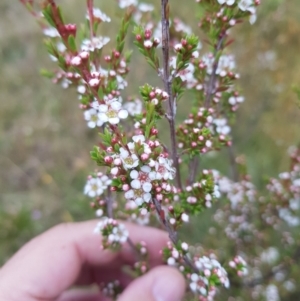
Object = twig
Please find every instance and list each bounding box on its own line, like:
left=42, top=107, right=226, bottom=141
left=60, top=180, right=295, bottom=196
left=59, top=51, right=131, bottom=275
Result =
left=87, top=0, right=95, bottom=39
left=152, top=198, right=198, bottom=273
left=188, top=156, right=200, bottom=185
left=160, top=0, right=182, bottom=191
left=204, top=33, right=226, bottom=108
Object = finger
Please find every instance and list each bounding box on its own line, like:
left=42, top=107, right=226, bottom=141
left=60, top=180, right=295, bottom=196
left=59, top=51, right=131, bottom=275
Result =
left=118, top=266, right=185, bottom=301
left=56, top=288, right=105, bottom=301
left=0, top=220, right=168, bottom=301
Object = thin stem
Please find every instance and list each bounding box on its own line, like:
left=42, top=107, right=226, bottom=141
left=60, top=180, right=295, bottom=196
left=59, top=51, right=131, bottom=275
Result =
left=188, top=156, right=200, bottom=185
left=87, top=0, right=95, bottom=39
left=161, top=0, right=182, bottom=191
left=152, top=198, right=198, bottom=273
left=204, top=33, right=226, bottom=108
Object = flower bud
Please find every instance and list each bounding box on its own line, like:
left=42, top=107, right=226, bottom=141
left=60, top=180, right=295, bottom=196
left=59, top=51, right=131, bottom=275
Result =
left=104, top=156, right=113, bottom=164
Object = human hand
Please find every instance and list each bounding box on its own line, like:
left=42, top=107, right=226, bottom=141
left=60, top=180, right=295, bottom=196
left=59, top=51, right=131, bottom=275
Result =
left=0, top=221, right=185, bottom=301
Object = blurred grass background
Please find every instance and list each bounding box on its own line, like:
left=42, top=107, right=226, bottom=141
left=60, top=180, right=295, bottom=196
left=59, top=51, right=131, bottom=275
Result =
left=1, top=0, right=300, bottom=272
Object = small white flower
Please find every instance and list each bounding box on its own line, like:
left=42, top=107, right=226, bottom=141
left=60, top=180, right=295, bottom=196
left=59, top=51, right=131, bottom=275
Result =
left=84, top=108, right=103, bottom=128
left=120, top=148, right=139, bottom=170
left=86, top=8, right=111, bottom=22
left=98, top=101, right=128, bottom=125
left=77, top=85, right=86, bottom=94
left=138, top=3, right=154, bottom=12
left=84, top=175, right=111, bottom=198
left=89, top=78, right=100, bottom=87
left=123, top=99, right=143, bottom=116
left=217, top=0, right=236, bottom=5
left=81, top=36, right=110, bottom=52
left=43, top=27, right=60, bottom=37
left=154, top=157, right=176, bottom=180
left=181, top=213, right=189, bottom=223
left=238, top=0, right=254, bottom=11
left=144, top=40, right=153, bottom=48
left=94, top=218, right=129, bottom=245
left=71, top=56, right=82, bottom=66
left=130, top=165, right=155, bottom=192
left=116, top=75, right=128, bottom=90
left=118, top=0, right=138, bottom=9
left=124, top=187, right=152, bottom=206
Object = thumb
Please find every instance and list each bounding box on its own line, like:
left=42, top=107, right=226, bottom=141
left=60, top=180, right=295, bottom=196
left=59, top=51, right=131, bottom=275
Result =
left=118, top=266, right=185, bottom=301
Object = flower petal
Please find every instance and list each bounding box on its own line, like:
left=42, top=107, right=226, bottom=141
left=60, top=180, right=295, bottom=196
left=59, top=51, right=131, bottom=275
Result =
left=131, top=180, right=141, bottom=189
left=118, top=109, right=128, bottom=119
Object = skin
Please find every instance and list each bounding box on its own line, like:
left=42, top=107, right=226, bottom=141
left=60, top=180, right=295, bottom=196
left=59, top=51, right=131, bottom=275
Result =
left=0, top=220, right=185, bottom=301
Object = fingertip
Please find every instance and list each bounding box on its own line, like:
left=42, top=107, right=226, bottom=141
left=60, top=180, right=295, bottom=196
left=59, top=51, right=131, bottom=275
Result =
left=118, top=266, right=185, bottom=301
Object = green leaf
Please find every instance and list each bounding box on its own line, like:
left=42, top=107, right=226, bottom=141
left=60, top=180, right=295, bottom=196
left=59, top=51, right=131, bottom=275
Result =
left=40, top=69, right=54, bottom=79
left=68, top=35, right=77, bottom=52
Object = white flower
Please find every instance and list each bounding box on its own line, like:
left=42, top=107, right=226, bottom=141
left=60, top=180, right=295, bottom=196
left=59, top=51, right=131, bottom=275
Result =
left=130, top=165, right=156, bottom=191
left=119, top=148, right=139, bottom=170
left=84, top=108, right=103, bottom=128
left=138, top=3, right=154, bottom=12
left=116, top=75, right=128, bottom=90
left=260, top=247, right=279, bottom=264
left=81, top=36, right=110, bottom=52
left=98, top=101, right=128, bottom=125
left=94, top=218, right=129, bottom=244
left=238, top=0, right=254, bottom=11
left=217, top=0, right=236, bottom=5
left=43, top=27, right=60, bottom=37
left=124, top=187, right=152, bottom=206
left=118, top=0, right=138, bottom=9
left=153, top=157, right=176, bottom=180
left=181, top=213, right=189, bottom=223
left=84, top=175, right=111, bottom=197
left=264, top=284, right=280, bottom=301
left=144, top=40, right=153, bottom=48
left=123, top=99, right=143, bottom=116
left=214, top=118, right=231, bottom=135
left=174, top=19, right=192, bottom=34
left=77, top=85, right=86, bottom=94
left=86, top=8, right=111, bottom=22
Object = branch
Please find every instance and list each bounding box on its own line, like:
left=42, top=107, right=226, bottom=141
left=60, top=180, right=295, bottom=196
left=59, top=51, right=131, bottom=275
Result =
left=204, top=33, right=226, bottom=108
left=152, top=198, right=198, bottom=273
left=188, top=156, right=200, bottom=185
left=161, top=0, right=182, bottom=191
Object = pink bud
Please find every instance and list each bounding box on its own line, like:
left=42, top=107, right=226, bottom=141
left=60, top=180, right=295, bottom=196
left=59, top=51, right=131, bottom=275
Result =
left=149, top=91, right=156, bottom=98
left=71, top=56, right=82, bottom=66
left=89, top=78, right=100, bottom=87
left=79, top=51, right=89, bottom=60
left=104, top=156, right=113, bottom=164
left=114, top=158, right=122, bottom=166
left=141, top=153, right=149, bottom=161
left=114, top=51, right=120, bottom=58
left=144, top=29, right=152, bottom=39
left=156, top=194, right=163, bottom=201
left=148, top=141, right=155, bottom=148
left=122, top=184, right=130, bottom=191
left=156, top=187, right=162, bottom=193
left=151, top=128, right=158, bottom=135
